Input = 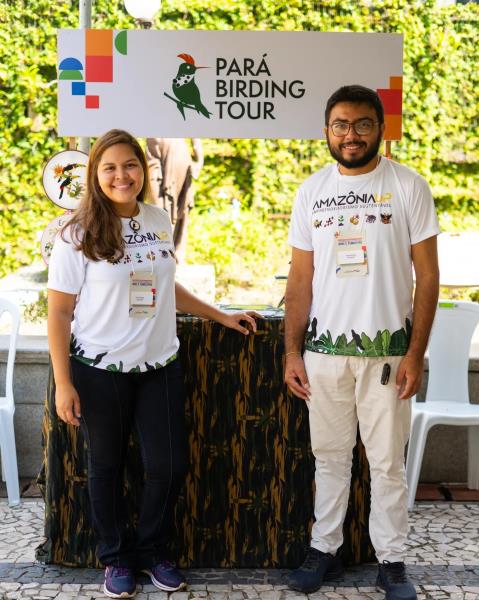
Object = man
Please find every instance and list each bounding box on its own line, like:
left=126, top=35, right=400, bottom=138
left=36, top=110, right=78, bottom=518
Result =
left=284, top=85, right=439, bottom=599
left=146, top=138, right=204, bottom=262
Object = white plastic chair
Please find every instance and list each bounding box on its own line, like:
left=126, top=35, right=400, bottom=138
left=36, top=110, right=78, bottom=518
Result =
left=406, top=300, right=479, bottom=510
left=0, top=298, right=21, bottom=506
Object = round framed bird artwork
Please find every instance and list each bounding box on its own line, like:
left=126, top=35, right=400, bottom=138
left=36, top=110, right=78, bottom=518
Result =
left=42, top=149, right=88, bottom=210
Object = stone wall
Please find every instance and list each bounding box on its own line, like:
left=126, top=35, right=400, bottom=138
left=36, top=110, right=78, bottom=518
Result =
left=1, top=337, right=478, bottom=482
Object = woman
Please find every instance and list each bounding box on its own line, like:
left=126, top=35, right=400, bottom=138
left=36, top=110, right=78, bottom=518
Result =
left=47, top=129, right=257, bottom=599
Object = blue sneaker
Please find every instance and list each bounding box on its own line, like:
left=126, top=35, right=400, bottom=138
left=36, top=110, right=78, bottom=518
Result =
left=288, top=547, right=343, bottom=593
left=376, top=561, right=417, bottom=600
left=141, top=561, right=187, bottom=591
left=103, top=566, right=136, bottom=598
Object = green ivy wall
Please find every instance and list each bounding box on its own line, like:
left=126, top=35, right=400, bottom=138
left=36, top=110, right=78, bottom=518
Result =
left=0, top=0, right=477, bottom=279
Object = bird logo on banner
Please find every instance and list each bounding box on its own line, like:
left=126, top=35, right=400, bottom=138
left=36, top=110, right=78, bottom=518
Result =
left=164, top=53, right=212, bottom=120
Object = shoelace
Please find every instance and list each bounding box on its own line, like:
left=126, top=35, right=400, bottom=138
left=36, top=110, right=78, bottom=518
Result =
left=383, top=561, right=407, bottom=583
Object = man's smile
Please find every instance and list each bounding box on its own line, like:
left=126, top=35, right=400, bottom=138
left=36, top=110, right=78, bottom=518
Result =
left=340, top=142, right=366, bottom=151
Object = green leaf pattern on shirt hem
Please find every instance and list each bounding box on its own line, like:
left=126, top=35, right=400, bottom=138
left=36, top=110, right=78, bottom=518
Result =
left=70, top=334, right=178, bottom=372
left=305, top=318, right=412, bottom=357
left=105, top=353, right=178, bottom=373
left=70, top=335, right=108, bottom=366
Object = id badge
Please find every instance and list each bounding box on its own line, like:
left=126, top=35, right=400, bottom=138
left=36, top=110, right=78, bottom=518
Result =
left=129, top=271, right=156, bottom=318
left=335, top=232, right=368, bottom=278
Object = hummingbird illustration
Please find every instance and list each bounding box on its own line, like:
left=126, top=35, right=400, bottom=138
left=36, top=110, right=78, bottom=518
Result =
left=170, top=53, right=212, bottom=120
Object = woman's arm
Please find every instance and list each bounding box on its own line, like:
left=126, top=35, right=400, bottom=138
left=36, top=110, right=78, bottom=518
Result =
left=175, top=281, right=258, bottom=335
left=47, top=289, right=81, bottom=426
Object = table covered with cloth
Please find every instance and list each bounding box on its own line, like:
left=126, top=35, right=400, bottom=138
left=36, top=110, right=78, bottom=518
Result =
left=36, top=314, right=374, bottom=568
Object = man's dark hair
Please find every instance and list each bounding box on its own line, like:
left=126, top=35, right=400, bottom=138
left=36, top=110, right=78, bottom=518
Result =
left=325, top=85, right=384, bottom=125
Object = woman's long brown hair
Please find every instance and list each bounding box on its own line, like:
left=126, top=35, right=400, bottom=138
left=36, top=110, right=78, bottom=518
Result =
left=63, top=129, right=152, bottom=261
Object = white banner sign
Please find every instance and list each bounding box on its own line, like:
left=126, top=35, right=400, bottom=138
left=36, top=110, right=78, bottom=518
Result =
left=57, top=30, right=403, bottom=140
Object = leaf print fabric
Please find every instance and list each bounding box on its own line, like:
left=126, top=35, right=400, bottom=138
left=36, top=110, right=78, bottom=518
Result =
left=37, top=316, right=375, bottom=568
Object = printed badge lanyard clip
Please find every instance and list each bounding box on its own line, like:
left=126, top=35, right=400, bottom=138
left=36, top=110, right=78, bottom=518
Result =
left=129, top=206, right=154, bottom=277
left=128, top=206, right=157, bottom=319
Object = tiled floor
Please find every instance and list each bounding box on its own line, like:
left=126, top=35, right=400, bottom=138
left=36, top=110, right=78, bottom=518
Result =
left=0, top=499, right=478, bottom=599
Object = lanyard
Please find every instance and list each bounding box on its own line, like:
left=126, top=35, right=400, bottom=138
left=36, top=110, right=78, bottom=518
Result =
left=128, top=205, right=154, bottom=275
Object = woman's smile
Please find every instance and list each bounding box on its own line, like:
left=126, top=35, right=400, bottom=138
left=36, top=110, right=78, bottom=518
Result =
left=97, top=143, right=144, bottom=213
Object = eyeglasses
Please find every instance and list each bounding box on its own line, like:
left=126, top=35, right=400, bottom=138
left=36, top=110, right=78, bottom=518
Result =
left=328, top=118, right=379, bottom=137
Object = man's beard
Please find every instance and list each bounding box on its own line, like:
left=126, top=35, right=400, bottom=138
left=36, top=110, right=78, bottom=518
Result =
left=327, top=133, right=382, bottom=169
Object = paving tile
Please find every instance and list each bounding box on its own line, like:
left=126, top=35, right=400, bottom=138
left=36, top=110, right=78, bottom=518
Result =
left=206, top=584, right=233, bottom=591
left=256, top=592, right=281, bottom=600
left=190, top=584, right=208, bottom=591
left=0, top=501, right=479, bottom=597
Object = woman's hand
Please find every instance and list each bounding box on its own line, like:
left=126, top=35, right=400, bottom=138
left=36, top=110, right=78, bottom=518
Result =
left=55, top=382, right=81, bottom=427
left=217, top=311, right=261, bottom=335
left=175, top=282, right=261, bottom=335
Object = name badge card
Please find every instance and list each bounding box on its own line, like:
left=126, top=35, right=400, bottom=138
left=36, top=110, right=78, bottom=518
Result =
left=129, top=271, right=156, bottom=318
left=335, top=233, right=368, bottom=278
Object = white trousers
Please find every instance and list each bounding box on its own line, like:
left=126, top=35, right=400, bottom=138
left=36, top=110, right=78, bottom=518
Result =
left=303, top=351, right=411, bottom=563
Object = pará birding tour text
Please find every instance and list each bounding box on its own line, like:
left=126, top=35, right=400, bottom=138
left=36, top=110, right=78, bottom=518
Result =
left=215, top=54, right=305, bottom=120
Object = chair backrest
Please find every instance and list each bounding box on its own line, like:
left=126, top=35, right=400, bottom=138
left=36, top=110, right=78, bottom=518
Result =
left=0, top=297, right=21, bottom=407
left=426, top=301, right=479, bottom=404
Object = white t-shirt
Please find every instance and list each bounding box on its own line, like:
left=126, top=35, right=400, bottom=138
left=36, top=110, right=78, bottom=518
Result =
left=288, top=158, right=440, bottom=357
left=48, top=203, right=179, bottom=372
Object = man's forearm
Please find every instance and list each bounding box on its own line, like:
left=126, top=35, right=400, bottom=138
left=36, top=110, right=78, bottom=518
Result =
left=284, top=286, right=312, bottom=354
left=407, top=273, right=439, bottom=358
left=284, top=248, right=314, bottom=355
